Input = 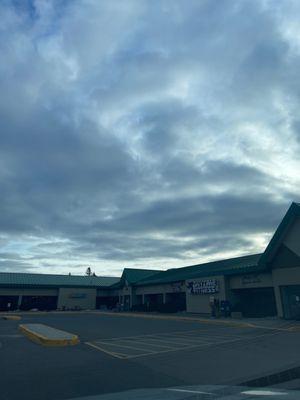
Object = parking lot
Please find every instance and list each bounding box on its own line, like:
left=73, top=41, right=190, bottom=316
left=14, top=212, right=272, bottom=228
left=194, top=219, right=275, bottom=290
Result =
left=1, top=312, right=300, bottom=400
left=85, top=325, right=278, bottom=360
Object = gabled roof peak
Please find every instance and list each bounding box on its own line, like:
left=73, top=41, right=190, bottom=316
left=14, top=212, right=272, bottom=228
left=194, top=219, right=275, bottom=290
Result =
left=259, top=202, right=300, bottom=266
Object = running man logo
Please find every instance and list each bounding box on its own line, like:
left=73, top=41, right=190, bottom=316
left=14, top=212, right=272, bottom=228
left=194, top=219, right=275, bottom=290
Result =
left=186, top=279, right=219, bottom=295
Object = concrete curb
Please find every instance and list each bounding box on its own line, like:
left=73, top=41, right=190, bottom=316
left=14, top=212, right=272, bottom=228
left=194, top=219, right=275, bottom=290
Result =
left=96, top=311, right=253, bottom=328
left=2, top=315, right=21, bottom=320
left=1, top=310, right=294, bottom=331
left=19, top=324, right=80, bottom=346
left=240, top=365, right=300, bottom=388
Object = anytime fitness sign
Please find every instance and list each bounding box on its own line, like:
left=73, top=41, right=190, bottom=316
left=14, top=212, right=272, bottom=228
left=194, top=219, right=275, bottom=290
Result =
left=187, top=279, right=219, bottom=295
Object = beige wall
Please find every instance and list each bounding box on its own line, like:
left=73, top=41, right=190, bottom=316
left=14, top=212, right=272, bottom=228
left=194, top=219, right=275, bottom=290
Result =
left=230, top=273, right=273, bottom=289
left=57, top=287, right=96, bottom=309
left=96, top=289, right=115, bottom=296
left=272, top=267, right=300, bottom=286
left=186, top=275, right=226, bottom=314
left=135, top=282, right=185, bottom=296
left=283, top=217, right=300, bottom=256
left=271, top=218, right=300, bottom=317
left=97, top=288, right=119, bottom=297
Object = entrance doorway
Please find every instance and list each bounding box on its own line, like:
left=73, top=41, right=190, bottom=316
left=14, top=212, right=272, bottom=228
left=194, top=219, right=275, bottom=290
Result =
left=144, top=293, right=163, bottom=311
left=96, top=296, right=118, bottom=310
left=165, top=292, right=186, bottom=312
left=231, top=287, right=277, bottom=317
left=20, top=296, right=58, bottom=311
left=0, top=296, right=18, bottom=311
left=281, top=285, right=300, bottom=320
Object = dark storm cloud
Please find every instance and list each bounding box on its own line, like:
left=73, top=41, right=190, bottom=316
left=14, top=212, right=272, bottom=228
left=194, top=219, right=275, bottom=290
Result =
left=89, top=193, right=285, bottom=239
left=72, top=233, right=253, bottom=263
left=0, top=0, right=299, bottom=273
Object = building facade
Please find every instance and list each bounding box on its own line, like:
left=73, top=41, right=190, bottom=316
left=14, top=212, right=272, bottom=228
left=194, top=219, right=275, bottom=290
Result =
left=1, top=202, right=300, bottom=319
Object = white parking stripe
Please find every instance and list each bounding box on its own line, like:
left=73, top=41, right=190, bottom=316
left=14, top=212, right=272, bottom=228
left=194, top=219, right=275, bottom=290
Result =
left=87, top=329, right=283, bottom=359
left=150, top=336, right=214, bottom=346
left=163, top=333, right=238, bottom=344
left=94, top=340, right=158, bottom=353
left=120, top=338, right=176, bottom=349
left=137, top=337, right=195, bottom=347
left=107, top=339, right=178, bottom=351
left=121, top=343, right=215, bottom=359
left=85, top=342, right=128, bottom=359
left=171, top=331, right=244, bottom=339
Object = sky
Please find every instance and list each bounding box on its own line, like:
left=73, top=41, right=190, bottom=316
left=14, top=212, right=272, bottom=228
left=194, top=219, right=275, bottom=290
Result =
left=0, top=0, right=300, bottom=277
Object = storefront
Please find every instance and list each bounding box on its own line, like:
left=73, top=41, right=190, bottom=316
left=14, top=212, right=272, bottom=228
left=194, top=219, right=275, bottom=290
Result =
left=0, top=275, right=119, bottom=311
left=0, top=202, right=299, bottom=318
left=0, top=295, right=18, bottom=311
left=280, top=285, right=300, bottom=320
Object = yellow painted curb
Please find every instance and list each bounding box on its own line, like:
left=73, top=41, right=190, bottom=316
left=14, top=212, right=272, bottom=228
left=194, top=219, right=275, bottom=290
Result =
left=2, top=315, right=21, bottom=320
left=18, top=324, right=80, bottom=346
left=287, top=326, right=300, bottom=332
left=95, top=311, right=252, bottom=328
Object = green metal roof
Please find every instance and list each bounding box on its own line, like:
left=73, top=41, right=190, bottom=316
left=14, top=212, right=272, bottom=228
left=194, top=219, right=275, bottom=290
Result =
left=259, top=202, right=300, bottom=267
left=136, top=253, right=263, bottom=286
left=0, top=272, right=120, bottom=288
left=110, top=268, right=162, bottom=288
left=122, top=268, right=161, bottom=284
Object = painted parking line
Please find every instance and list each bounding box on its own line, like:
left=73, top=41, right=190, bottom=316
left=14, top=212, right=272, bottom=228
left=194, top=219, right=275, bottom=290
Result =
left=86, top=328, right=283, bottom=360
left=174, top=330, right=245, bottom=338
left=114, top=338, right=175, bottom=350
left=166, top=332, right=243, bottom=341
left=137, top=336, right=203, bottom=347
left=146, top=335, right=215, bottom=346
left=85, top=341, right=129, bottom=359
left=93, top=340, right=160, bottom=354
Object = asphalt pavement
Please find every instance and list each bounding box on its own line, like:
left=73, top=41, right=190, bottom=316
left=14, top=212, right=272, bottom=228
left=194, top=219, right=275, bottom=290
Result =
left=1, top=312, right=300, bottom=400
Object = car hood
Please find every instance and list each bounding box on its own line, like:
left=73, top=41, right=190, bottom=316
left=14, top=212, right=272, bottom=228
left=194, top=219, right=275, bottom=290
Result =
left=69, top=384, right=299, bottom=400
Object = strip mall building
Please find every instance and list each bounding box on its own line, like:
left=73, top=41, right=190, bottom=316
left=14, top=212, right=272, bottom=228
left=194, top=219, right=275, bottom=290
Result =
left=1, top=202, right=300, bottom=319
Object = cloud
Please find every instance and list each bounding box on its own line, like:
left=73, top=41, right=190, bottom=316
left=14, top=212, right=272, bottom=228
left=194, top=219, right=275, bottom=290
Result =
left=0, top=0, right=299, bottom=274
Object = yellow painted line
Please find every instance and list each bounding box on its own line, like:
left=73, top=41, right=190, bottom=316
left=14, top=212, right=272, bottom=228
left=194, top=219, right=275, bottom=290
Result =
left=2, top=309, right=297, bottom=333
left=86, top=341, right=159, bottom=360
left=245, top=323, right=298, bottom=332
left=94, top=311, right=253, bottom=328
left=2, top=315, right=21, bottom=320
left=94, top=311, right=300, bottom=332
left=85, top=342, right=127, bottom=359
left=0, top=310, right=105, bottom=317
left=286, top=326, right=300, bottom=332
left=18, top=324, right=79, bottom=346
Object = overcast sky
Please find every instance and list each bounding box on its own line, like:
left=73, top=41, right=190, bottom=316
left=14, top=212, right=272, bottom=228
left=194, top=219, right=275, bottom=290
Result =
left=0, top=0, right=300, bottom=276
